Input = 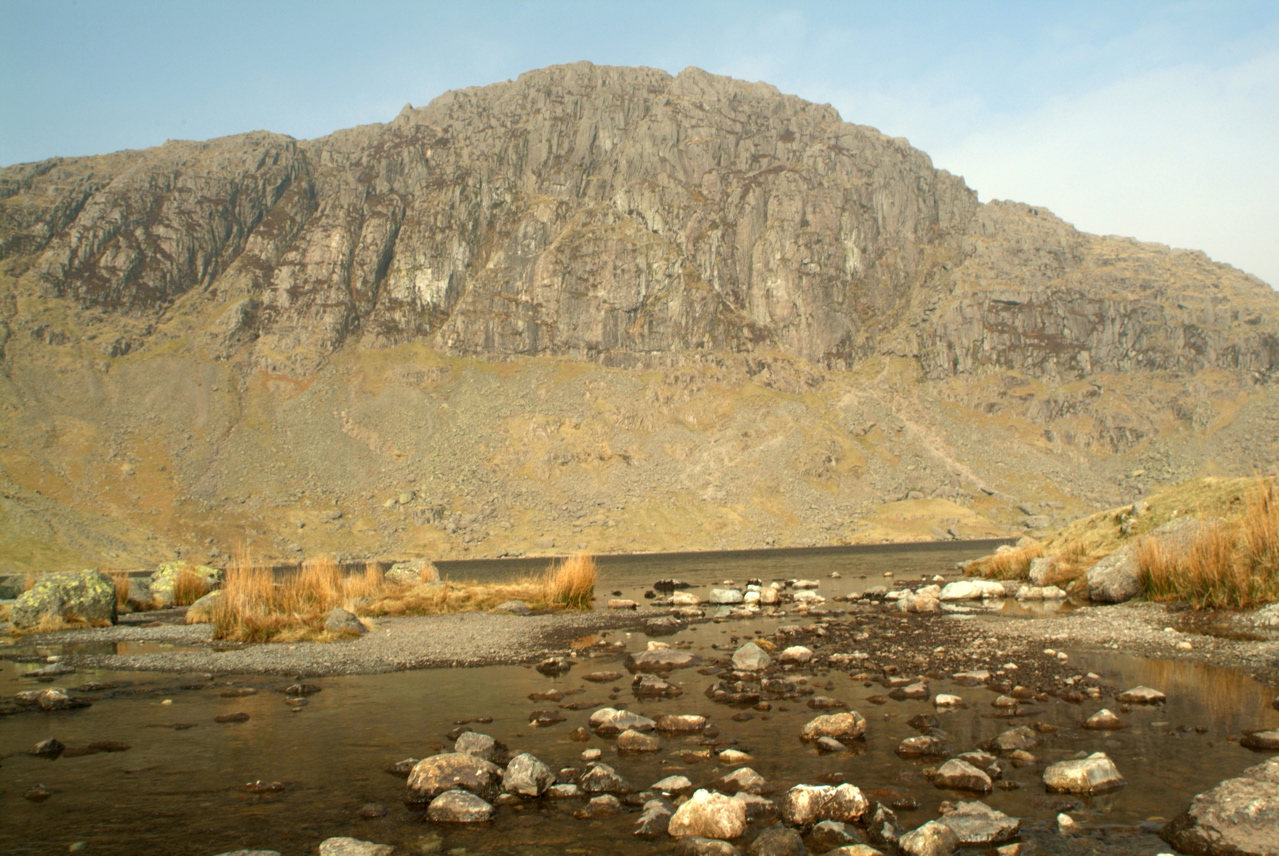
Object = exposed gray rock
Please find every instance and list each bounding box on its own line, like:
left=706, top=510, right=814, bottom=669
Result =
left=805, top=820, right=863, bottom=851
left=984, top=726, right=1041, bottom=753
left=655, top=713, right=707, bottom=733
left=669, top=789, right=748, bottom=840
left=897, top=735, right=948, bottom=757
left=186, top=590, right=224, bottom=623
left=732, top=641, right=773, bottom=671
left=1116, top=686, right=1166, bottom=704
left=710, top=589, right=745, bottom=604
left=1161, top=757, right=1279, bottom=856
left=1085, top=546, right=1141, bottom=604
left=898, top=821, right=960, bottom=856
left=635, top=798, right=675, bottom=838
left=675, top=838, right=745, bottom=856
left=1027, top=557, right=1057, bottom=586
left=800, top=712, right=867, bottom=744
left=502, top=752, right=555, bottom=796
left=427, top=789, right=494, bottom=823
left=11, top=569, right=117, bottom=628
left=1042, top=752, right=1125, bottom=794
left=936, top=801, right=1020, bottom=845
left=588, top=707, right=656, bottom=735
left=780, top=784, right=869, bottom=826
left=454, top=731, right=508, bottom=764
left=626, top=649, right=700, bottom=673
left=406, top=752, right=504, bottom=803
left=652, top=776, right=694, bottom=795
left=1082, top=708, right=1129, bottom=730
left=616, top=728, right=661, bottom=752
left=932, top=759, right=992, bottom=793
left=386, top=559, right=437, bottom=586
left=747, top=826, right=806, bottom=856
left=779, top=646, right=814, bottom=665
left=493, top=600, right=531, bottom=615
left=317, top=839, right=394, bottom=856
left=633, top=674, right=683, bottom=697
left=714, top=767, right=773, bottom=796
left=149, top=562, right=221, bottom=608
left=1240, top=730, right=1279, bottom=751
left=322, top=607, right=367, bottom=635
left=579, top=761, right=630, bottom=794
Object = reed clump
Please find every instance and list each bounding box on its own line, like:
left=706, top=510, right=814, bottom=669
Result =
left=108, top=572, right=133, bottom=610
left=171, top=567, right=210, bottom=606
left=1140, top=483, right=1279, bottom=608
left=965, top=540, right=1044, bottom=580
left=210, top=551, right=597, bottom=642
left=542, top=552, right=597, bottom=608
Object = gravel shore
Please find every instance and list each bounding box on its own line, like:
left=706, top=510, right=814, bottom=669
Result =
left=4, top=611, right=652, bottom=677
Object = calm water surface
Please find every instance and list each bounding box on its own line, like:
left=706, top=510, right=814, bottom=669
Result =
left=3, top=542, right=1277, bottom=855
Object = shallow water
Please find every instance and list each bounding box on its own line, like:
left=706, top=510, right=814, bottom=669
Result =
left=3, top=542, right=1277, bottom=855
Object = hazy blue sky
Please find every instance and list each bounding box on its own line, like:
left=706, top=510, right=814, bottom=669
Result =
left=3, top=0, right=1276, bottom=286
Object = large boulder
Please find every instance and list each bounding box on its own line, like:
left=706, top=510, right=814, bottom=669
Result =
left=897, top=821, right=959, bottom=856
left=386, top=558, right=438, bottom=585
left=732, top=641, right=772, bottom=671
left=939, top=580, right=1006, bottom=601
left=589, top=707, right=656, bottom=735
left=936, top=801, right=1020, bottom=845
left=185, top=590, right=224, bottom=623
left=800, top=712, right=867, bottom=744
left=406, top=753, right=504, bottom=803
left=502, top=752, right=555, bottom=796
left=11, top=570, right=117, bottom=628
left=669, top=789, right=748, bottom=840
left=1085, top=546, right=1141, bottom=604
left=149, top=562, right=221, bottom=607
left=1161, top=757, right=1279, bottom=856
left=427, top=789, right=494, bottom=823
left=1043, top=752, right=1125, bottom=794
left=780, top=784, right=869, bottom=826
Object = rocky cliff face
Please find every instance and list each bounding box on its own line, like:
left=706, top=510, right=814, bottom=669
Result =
left=0, top=62, right=1275, bottom=573
left=11, top=62, right=1267, bottom=378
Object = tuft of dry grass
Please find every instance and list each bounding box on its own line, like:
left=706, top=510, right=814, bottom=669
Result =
left=966, top=540, right=1044, bottom=580
left=210, top=549, right=597, bottom=642
left=108, top=572, right=133, bottom=610
left=172, top=567, right=211, bottom=606
left=1140, top=484, right=1279, bottom=608
left=542, top=552, right=597, bottom=608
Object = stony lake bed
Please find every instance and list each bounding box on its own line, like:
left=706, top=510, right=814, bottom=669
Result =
left=3, top=542, right=1279, bottom=856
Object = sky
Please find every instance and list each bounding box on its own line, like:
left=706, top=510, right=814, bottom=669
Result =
left=2, top=0, right=1276, bottom=287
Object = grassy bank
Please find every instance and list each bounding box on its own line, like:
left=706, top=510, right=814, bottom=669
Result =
left=967, top=477, right=1279, bottom=608
left=207, top=551, right=598, bottom=643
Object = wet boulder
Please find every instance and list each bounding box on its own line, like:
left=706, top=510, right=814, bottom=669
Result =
left=1240, top=730, right=1279, bottom=751
left=800, top=712, right=867, bottom=744
left=11, top=570, right=117, bottom=628
left=805, top=820, right=863, bottom=851
left=579, top=761, right=631, bottom=794
left=1161, top=756, right=1279, bottom=856
left=617, top=729, right=661, bottom=752
left=732, top=641, right=773, bottom=671
left=427, top=789, right=494, bottom=823
left=710, top=588, right=745, bottom=604
left=1085, top=546, right=1141, bottom=603
left=1082, top=708, right=1130, bottom=730
left=897, top=736, right=948, bottom=757
left=454, top=732, right=508, bottom=764
left=406, top=753, right=504, bottom=803
left=633, top=674, right=683, bottom=697
left=502, top=752, right=555, bottom=796
left=747, top=827, right=806, bottom=856
left=653, top=776, right=695, bottom=795
left=1043, top=752, right=1125, bottom=794
left=780, top=784, right=869, bottom=826
left=669, top=789, right=748, bottom=839
left=317, top=839, right=394, bottom=856
left=635, top=798, right=676, bottom=838
left=983, top=726, right=1040, bottom=753
left=714, top=767, right=773, bottom=795
left=656, top=713, right=708, bottom=733
left=1116, top=686, right=1166, bottom=704
left=675, top=839, right=744, bottom=856
left=627, top=649, right=700, bottom=673
left=936, top=800, right=1020, bottom=845
left=931, top=759, right=992, bottom=794
left=897, top=821, right=959, bottom=856
left=536, top=655, right=572, bottom=675
left=589, top=707, right=656, bottom=735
